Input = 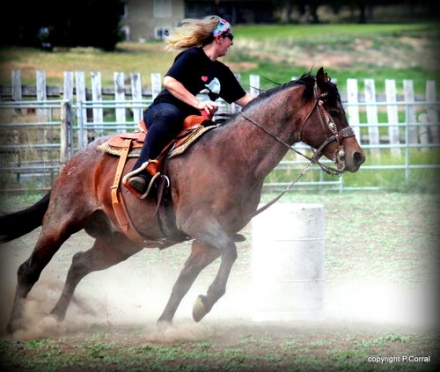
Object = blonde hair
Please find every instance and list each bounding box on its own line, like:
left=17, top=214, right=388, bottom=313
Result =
left=165, top=15, right=222, bottom=51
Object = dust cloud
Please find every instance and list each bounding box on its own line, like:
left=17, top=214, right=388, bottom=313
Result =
left=0, top=230, right=437, bottom=341
left=0, top=240, right=225, bottom=341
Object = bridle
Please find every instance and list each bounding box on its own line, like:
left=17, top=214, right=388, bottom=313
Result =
left=240, top=81, right=356, bottom=217
left=240, top=82, right=355, bottom=175
left=300, top=83, right=356, bottom=171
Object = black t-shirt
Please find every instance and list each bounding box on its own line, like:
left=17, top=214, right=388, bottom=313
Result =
left=154, top=48, right=246, bottom=116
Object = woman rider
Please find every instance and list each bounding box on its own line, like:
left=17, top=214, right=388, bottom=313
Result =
left=123, top=15, right=256, bottom=198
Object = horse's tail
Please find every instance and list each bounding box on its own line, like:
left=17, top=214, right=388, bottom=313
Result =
left=0, top=191, right=51, bottom=243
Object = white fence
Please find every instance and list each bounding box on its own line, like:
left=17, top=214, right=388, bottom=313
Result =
left=0, top=70, right=439, bottom=192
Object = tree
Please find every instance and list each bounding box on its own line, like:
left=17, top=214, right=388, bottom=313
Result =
left=272, top=0, right=325, bottom=23
left=0, top=0, right=126, bottom=51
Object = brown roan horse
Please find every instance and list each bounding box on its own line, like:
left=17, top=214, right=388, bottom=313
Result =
left=0, top=68, right=365, bottom=334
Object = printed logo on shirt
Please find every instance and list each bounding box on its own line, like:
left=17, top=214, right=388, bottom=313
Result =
left=198, top=77, right=221, bottom=99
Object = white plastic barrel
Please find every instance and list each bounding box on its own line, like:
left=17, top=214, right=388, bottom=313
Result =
left=252, top=203, right=325, bottom=321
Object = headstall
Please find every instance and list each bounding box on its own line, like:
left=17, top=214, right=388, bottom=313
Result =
left=239, top=81, right=357, bottom=217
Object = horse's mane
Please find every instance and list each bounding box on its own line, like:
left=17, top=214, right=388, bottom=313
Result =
left=247, top=72, right=340, bottom=110
left=244, top=72, right=316, bottom=111
left=215, top=71, right=338, bottom=126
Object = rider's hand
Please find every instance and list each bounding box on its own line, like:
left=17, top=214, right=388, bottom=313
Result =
left=196, top=100, right=218, bottom=118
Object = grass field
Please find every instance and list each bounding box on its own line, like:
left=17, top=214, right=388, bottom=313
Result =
left=228, top=23, right=439, bottom=92
left=0, top=192, right=438, bottom=371
left=0, top=23, right=438, bottom=93
left=263, top=147, right=440, bottom=193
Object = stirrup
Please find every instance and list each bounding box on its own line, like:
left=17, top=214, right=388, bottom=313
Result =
left=122, top=161, right=149, bottom=186
left=140, top=172, right=161, bottom=199
left=122, top=160, right=160, bottom=198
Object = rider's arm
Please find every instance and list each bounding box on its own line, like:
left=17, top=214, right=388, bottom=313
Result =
left=235, top=92, right=257, bottom=107
left=164, top=76, right=218, bottom=116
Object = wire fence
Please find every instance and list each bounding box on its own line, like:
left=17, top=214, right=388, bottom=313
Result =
left=0, top=71, right=439, bottom=193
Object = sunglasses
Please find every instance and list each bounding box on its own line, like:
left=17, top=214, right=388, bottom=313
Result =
left=222, top=33, right=234, bottom=41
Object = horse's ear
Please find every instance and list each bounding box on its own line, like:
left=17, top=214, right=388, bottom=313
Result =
left=316, top=67, right=329, bottom=91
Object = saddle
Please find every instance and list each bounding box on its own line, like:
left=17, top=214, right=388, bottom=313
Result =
left=99, top=115, right=215, bottom=159
left=98, top=115, right=217, bottom=247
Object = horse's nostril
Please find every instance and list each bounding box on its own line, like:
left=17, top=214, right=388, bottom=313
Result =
left=353, top=151, right=365, bottom=166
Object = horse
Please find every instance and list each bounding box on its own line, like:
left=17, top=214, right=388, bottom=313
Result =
left=0, top=68, right=365, bottom=334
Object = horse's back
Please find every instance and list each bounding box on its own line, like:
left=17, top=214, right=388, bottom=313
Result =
left=55, top=136, right=113, bottom=192
left=45, top=137, right=114, bottom=221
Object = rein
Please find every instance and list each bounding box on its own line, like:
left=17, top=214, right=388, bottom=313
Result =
left=240, top=82, right=355, bottom=218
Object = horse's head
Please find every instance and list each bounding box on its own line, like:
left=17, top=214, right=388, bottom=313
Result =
left=300, top=67, right=365, bottom=173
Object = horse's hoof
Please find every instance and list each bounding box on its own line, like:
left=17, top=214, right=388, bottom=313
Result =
left=49, top=308, right=66, bottom=322
left=156, top=320, right=175, bottom=333
left=6, top=318, right=22, bottom=335
left=192, top=295, right=208, bottom=322
left=6, top=322, right=15, bottom=335
left=234, top=233, right=246, bottom=242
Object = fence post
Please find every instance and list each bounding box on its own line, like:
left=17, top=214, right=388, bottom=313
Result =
left=250, top=74, right=260, bottom=96
left=63, top=72, right=75, bottom=152
left=36, top=70, right=51, bottom=154
left=114, top=72, right=126, bottom=133
left=346, top=78, right=361, bottom=141
left=63, top=71, right=74, bottom=101
left=10, top=71, right=21, bottom=172
left=364, top=79, right=380, bottom=156
left=151, top=73, right=162, bottom=99
left=131, top=72, right=143, bottom=124
left=11, top=70, right=22, bottom=102
left=426, top=80, right=439, bottom=144
left=60, top=100, right=73, bottom=168
left=75, top=71, right=88, bottom=147
left=36, top=70, right=47, bottom=118
left=91, top=71, right=103, bottom=136
left=403, top=80, right=418, bottom=144
left=385, top=79, right=401, bottom=156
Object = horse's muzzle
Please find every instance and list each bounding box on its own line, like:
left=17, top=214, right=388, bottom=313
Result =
left=344, top=148, right=365, bottom=173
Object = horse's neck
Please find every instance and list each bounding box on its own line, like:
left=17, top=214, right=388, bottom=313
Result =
left=223, top=97, right=299, bottom=179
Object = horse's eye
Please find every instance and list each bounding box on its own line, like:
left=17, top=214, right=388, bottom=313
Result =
left=330, top=109, right=340, bottom=118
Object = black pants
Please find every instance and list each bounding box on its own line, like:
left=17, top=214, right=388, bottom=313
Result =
left=132, top=102, right=185, bottom=171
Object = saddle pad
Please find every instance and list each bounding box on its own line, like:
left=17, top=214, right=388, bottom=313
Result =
left=98, top=124, right=217, bottom=158
left=168, top=125, right=216, bottom=159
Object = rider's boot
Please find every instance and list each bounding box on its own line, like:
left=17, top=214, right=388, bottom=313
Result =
left=123, top=159, right=161, bottom=198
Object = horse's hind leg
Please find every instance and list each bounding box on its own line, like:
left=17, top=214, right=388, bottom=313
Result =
left=157, top=240, right=220, bottom=329
left=6, top=228, right=71, bottom=334
left=50, top=233, right=142, bottom=322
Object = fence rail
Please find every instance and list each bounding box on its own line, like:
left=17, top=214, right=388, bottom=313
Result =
left=0, top=70, right=439, bottom=193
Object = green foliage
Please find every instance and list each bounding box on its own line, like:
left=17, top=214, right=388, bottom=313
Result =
left=0, top=326, right=436, bottom=372
left=264, top=148, right=440, bottom=193
left=228, top=23, right=439, bottom=92
left=235, top=23, right=432, bottom=39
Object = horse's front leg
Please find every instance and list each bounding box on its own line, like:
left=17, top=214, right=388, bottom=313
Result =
left=157, top=240, right=220, bottom=330
left=192, top=231, right=237, bottom=322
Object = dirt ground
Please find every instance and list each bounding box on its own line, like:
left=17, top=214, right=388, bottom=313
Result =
left=0, top=193, right=439, bottom=371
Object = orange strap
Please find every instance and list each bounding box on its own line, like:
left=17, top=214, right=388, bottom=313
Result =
left=111, top=139, right=148, bottom=247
